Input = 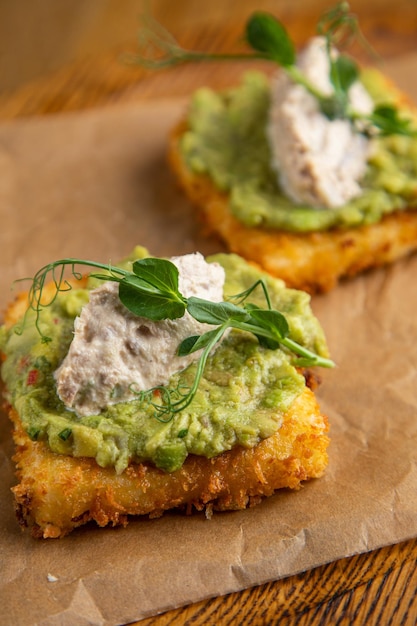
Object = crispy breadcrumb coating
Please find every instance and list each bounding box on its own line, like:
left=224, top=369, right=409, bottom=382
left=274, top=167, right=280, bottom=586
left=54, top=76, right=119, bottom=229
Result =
left=8, top=384, right=328, bottom=538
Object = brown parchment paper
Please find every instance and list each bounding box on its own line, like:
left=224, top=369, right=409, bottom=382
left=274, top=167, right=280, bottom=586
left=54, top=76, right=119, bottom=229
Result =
left=1, top=54, right=417, bottom=626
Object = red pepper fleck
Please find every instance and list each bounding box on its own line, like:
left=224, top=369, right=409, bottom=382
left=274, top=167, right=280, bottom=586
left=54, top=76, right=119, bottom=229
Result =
left=153, top=388, right=161, bottom=398
left=26, top=369, right=39, bottom=386
left=18, top=355, right=30, bottom=373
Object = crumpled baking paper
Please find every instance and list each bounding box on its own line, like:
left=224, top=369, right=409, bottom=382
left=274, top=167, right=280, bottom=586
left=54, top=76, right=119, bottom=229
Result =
left=0, top=55, right=417, bottom=626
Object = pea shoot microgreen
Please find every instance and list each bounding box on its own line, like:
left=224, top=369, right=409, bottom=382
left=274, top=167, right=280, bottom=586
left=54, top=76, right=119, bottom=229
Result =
left=17, top=257, right=334, bottom=421
left=130, top=2, right=416, bottom=137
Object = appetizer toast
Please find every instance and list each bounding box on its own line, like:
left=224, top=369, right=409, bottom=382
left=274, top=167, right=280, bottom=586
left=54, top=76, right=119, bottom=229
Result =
left=168, top=71, right=417, bottom=294
left=8, top=386, right=328, bottom=539
left=169, top=117, right=417, bottom=294
left=161, top=8, right=417, bottom=293
left=1, top=251, right=331, bottom=538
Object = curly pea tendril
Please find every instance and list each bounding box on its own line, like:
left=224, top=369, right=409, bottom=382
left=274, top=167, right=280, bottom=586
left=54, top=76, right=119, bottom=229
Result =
left=15, top=257, right=334, bottom=421
left=126, top=1, right=416, bottom=137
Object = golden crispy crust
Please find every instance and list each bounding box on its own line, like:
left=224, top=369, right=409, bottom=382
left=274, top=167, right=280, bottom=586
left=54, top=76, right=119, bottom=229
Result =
left=2, top=288, right=329, bottom=538
left=168, top=91, right=417, bottom=294
left=8, top=386, right=328, bottom=539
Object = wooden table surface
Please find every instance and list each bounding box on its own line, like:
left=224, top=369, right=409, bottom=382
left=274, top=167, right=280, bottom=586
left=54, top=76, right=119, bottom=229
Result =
left=1, top=1, right=417, bottom=624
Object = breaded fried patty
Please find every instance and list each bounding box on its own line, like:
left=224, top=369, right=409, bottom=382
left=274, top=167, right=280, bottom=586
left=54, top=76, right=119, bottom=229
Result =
left=1, top=254, right=330, bottom=538
left=168, top=68, right=417, bottom=293
left=169, top=119, right=417, bottom=294
left=8, top=384, right=328, bottom=539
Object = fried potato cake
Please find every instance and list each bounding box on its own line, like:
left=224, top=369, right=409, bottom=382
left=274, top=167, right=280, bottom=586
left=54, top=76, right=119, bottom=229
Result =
left=168, top=75, right=417, bottom=294
left=2, top=278, right=329, bottom=538
left=8, top=384, right=328, bottom=539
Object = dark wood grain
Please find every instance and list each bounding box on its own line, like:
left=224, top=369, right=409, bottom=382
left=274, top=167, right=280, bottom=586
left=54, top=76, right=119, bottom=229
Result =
left=135, top=539, right=417, bottom=625
left=1, top=0, right=417, bottom=119
left=1, top=2, right=416, bottom=624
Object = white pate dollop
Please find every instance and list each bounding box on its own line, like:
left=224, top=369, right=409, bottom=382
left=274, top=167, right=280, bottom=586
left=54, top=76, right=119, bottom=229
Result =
left=55, top=253, right=225, bottom=416
left=267, top=37, right=374, bottom=208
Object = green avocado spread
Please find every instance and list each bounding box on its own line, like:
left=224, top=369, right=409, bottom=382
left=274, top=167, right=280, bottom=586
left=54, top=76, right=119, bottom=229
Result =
left=180, top=70, right=417, bottom=232
left=0, top=249, right=329, bottom=474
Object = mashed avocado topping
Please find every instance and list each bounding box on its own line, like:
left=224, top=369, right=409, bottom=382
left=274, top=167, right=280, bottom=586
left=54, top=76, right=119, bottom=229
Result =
left=180, top=70, right=417, bottom=232
left=0, top=252, right=329, bottom=474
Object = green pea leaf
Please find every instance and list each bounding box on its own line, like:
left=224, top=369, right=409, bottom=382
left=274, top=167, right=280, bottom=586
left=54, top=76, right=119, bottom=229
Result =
left=119, top=274, right=186, bottom=320
left=369, top=104, right=417, bottom=137
left=187, top=297, right=249, bottom=325
left=331, top=54, right=359, bottom=92
left=245, top=304, right=289, bottom=336
left=118, top=257, right=186, bottom=320
left=245, top=12, right=295, bottom=67
left=177, top=335, right=200, bottom=356
left=319, top=95, right=347, bottom=120
left=178, top=327, right=225, bottom=356
left=132, top=257, right=180, bottom=293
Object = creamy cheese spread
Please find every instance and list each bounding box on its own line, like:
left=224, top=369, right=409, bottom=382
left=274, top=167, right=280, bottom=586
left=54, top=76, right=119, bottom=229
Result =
left=55, top=253, right=225, bottom=417
left=267, top=37, right=374, bottom=208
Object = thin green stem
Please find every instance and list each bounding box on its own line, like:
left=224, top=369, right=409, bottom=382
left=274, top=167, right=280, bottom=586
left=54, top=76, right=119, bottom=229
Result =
left=125, top=49, right=263, bottom=70
left=21, top=259, right=129, bottom=342
left=171, top=324, right=228, bottom=412
left=229, top=320, right=334, bottom=369
left=230, top=279, right=273, bottom=309
left=280, top=336, right=334, bottom=368
left=285, top=65, right=328, bottom=102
